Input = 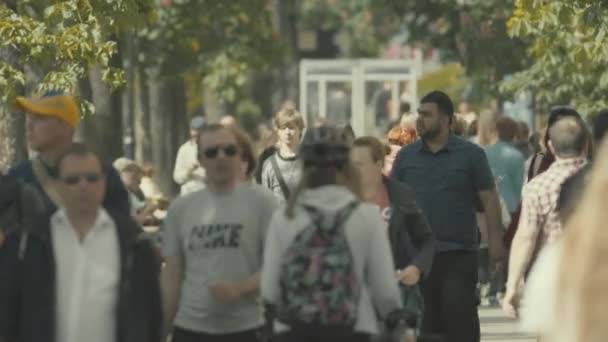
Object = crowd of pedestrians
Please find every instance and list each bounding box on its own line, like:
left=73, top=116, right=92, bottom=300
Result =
left=2, top=88, right=608, bottom=342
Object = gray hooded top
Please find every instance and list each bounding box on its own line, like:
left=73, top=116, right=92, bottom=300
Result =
left=261, top=185, right=403, bottom=334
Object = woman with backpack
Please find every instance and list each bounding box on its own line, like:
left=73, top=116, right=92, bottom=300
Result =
left=261, top=126, right=403, bottom=342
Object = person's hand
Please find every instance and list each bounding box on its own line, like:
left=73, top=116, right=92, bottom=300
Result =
left=0, top=231, right=5, bottom=247
left=502, top=288, right=521, bottom=319
left=209, top=281, right=243, bottom=303
left=189, top=162, right=200, bottom=173
left=489, top=235, right=507, bottom=263
left=143, top=201, right=159, bottom=215
left=397, top=265, right=421, bottom=286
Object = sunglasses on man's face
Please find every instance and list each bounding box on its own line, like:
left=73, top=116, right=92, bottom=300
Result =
left=203, top=144, right=239, bottom=159
left=61, top=173, right=103, bottom=186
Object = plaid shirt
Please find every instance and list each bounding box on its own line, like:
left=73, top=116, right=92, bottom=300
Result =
left=519, top=157, right=587, bottom=244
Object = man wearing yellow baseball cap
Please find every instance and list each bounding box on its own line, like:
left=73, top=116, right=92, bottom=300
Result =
left=15, top=90, right=81, bottom=129
left=7, top=90, right=130, bottom=215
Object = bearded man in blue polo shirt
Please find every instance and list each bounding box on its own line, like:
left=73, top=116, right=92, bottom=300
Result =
left=391, top=91, right=506, bottom=342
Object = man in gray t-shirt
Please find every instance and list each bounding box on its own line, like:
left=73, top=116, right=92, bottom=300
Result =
left=161, top=124, right=278, bottom=341
left=261, top=153, right=301, bottom=201
left=260, top=105, right=305, bottom=201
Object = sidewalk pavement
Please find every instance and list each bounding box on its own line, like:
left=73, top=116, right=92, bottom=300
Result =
left=480, top=306, right=537, bottom=342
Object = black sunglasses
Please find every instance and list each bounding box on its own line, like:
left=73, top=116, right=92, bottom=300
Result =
left=61, top=173, right=102, bottom=185
left=203, top=144, right=239, bottom=159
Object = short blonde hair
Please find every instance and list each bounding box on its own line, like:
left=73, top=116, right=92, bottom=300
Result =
left=387, top=126, right=417, bottom=146
left=273, top=104, right=305, bottom=130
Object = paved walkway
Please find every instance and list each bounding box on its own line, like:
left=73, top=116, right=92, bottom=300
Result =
left=480, top=307, right=537, bottom=342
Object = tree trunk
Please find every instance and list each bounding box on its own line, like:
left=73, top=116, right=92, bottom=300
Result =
left=278, top=0, right=300, bottom=102
left=83, top=36, right=125, bottom=163
left=85, top=65, right=124, bottom=162
left=135, top=63, right=152, bottom=163
left=0, top=47, right=27, bottom=172
left=121, top=32, right=136, bottom=159
left=148, top=69, right=187, bottom=197
left=77, top=74, right=97, bottom=144
left=0, top=109, right=26, bottom=173
left=250, top=71, right=275, bottom=122
left=249, top=0, right=299, bottom=122
left=203, top=85, right=223, bottom=123
left=148, top=67, right=164, bottom=187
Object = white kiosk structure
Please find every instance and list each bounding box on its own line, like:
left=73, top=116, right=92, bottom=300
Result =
left=299, top=56, right=423, bottom=137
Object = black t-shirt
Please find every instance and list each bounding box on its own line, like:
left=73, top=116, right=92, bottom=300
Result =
left=0, top=175, right=20, bottom=211
left=0, top=174, right=44, bottom=235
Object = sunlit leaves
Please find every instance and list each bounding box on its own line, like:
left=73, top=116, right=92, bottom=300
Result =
left=368, top=0, right=529, bottom=98
left=138, top=0, right=281, bottom=102
left=299, top=0, right=395, bottom=57
left=0, top=0, right=153, bottom=115
left=0, top=62, right=25, bottom=103
left=502, top=0, right=608, bottom=115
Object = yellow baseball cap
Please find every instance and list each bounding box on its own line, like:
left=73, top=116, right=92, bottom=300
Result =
left=15, top=90, right=81, bottom=128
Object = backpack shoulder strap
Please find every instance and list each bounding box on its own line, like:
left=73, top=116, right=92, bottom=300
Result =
left=528, top=152, right=545, bottom=181
left=301, top=204, right=324, bottom=227
left=31, top=158, right=63, bottom=208
left=300, top=201, right=360, bottom=232
left=333, top=201, right=359, bottom=230
left=18, top=232, right=29, bottom=261
left=270, top=155, right=291, bottom=199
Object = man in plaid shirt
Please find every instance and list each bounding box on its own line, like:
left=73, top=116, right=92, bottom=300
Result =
left=503, top=115, right=589, bottom=316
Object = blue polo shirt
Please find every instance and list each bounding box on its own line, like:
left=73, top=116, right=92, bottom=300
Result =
left=391, top=135, right=495, bottom=252
left=483, top=141, right=525, bottom=213
left=8, top=160, right=130, bottom=216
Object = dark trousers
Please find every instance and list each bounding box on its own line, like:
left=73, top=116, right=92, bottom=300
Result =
left=478, top=247, right=505, bottom=297
left=173, top=326, right=261, bottom=342
left=421, top=251, right=479, bottom=342
left=276, top=331, right=370, bottom=342
left=478, top=247, right=491, bottom=285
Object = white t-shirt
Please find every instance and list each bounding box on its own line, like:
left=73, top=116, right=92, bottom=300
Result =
left=173, top=140, right=206, bottom=195
left=519, top=239, right=562, bottom=334
left=163, top=184, right=278, bottom=334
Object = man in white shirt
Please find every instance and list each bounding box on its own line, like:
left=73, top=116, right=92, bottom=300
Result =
left=0, top=143, right=162, bottom=342
left=174, top=116, right=207, bottom=195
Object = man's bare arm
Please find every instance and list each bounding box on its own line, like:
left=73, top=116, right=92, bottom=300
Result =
left=506, top=210, right=540, bottom=291
left=478, top=188, right=507, bottom=261
left=161, top=256, right=183, bottom=339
